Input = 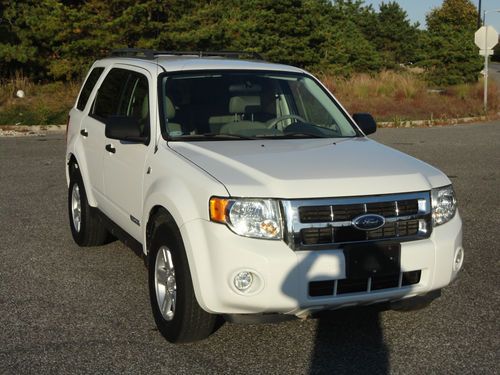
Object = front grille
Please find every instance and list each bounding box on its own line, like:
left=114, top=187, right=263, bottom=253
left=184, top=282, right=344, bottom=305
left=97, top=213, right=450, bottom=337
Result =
left=299, top=200, right=417, bottom=223
left=283, top=192, right=431, bottom=250
left=308, top=271, right=422, bottom=297
left=301, top=220, right=420, bottom=245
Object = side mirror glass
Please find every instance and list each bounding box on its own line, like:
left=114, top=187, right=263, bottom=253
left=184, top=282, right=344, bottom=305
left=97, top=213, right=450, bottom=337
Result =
left=105, top=116, right=147, bottom=144
left=353, top=113, right=377, bottom=135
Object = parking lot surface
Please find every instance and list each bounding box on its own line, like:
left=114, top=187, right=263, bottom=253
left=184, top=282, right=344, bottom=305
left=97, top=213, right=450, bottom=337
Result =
left=0, top=122, right=499, bottom=374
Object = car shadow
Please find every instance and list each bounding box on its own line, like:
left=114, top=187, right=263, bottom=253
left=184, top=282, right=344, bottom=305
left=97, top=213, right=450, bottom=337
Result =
left=281, top=252, right=390, bottom=374
left=309, top=307, right=389, bottom=374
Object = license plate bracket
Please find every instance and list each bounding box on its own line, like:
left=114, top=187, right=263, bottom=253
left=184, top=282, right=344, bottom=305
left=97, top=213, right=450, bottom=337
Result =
left=343, top=242, right=401, bottom=279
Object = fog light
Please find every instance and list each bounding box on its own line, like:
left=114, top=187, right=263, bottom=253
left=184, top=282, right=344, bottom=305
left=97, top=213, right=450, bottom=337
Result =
left=453, top=247, right=464, bottom=272
left=234, top=271, right=253, bottom=291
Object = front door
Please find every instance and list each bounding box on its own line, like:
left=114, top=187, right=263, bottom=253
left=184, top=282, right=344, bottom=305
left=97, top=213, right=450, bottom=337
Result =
left=92, top=66, right=153, bottom=240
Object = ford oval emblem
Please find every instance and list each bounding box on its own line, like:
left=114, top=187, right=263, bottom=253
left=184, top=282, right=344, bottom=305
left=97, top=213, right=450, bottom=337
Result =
left=352, top=214, right=386, bottom=231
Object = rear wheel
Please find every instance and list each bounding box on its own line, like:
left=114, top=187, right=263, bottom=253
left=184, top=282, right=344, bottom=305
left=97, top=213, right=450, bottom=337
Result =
left=68, top=166, right=109, bottom=246
left=148, top=211, right=216, bottom=343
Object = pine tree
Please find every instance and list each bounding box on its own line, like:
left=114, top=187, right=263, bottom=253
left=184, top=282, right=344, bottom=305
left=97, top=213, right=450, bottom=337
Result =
left=422, top=0, right=482, bottom=85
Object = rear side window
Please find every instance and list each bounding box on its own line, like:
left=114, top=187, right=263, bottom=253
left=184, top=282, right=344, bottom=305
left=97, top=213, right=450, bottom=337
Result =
left=77, top=67, right=105, bottom=111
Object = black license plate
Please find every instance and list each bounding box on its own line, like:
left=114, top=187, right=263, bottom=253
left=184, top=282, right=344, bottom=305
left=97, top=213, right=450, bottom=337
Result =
left=343, top=243, right=401, bottom=279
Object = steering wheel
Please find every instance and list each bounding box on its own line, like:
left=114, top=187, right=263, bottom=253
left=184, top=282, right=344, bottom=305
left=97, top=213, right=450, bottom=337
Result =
left=267, top=114, right=306, bottom=130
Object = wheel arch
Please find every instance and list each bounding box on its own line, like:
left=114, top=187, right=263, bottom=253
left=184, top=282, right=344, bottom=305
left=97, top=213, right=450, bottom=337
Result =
left=141, top=174, right=221, bottom=255
left=145, top=205, right=167, bottom=255
left=144, top=204, right=210, bottom=313
left=66, top=146, right=97, bottom=207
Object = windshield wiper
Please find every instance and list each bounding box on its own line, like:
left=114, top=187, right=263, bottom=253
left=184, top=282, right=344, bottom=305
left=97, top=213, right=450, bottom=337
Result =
left=169, top=133, right=257, bottom=140
left=260, top=132, right=327, bottom=139
left=203, top=133, right=258, bottom=140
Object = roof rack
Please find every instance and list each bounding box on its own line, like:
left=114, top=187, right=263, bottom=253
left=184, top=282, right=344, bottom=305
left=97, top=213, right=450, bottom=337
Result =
left=110, top=48, right=156, bottom=59
left=109, top=49, right=263, bottom=61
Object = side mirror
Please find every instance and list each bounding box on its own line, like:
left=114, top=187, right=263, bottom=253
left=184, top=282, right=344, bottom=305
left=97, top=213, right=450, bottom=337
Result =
left=105, top=116, right=147, bottom=144
left=353, top=113, right=377, bottom=135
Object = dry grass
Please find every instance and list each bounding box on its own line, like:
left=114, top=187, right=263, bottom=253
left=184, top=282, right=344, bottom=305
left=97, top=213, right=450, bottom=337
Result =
left=0, top=71, right=498, bottom=125
left=321, top=71, right=499, bottom=123
left=0, top=73, right=79, bottom=125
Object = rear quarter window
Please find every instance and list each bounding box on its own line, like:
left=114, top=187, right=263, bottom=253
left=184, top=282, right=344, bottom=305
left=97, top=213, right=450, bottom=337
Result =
left=76, top=67, right=105, bottom=111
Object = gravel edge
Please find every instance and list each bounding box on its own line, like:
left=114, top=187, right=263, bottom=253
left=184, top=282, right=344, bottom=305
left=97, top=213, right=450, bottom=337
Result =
left=0, top=113, right=498, bottom=137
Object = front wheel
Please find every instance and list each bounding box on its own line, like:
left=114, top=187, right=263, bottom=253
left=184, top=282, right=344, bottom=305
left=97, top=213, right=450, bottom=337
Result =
left=148, top=212, right=216, bottom=343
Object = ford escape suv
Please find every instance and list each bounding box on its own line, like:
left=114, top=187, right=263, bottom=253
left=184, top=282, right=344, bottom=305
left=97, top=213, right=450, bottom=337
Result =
left=66, top=49, right=464, bottom=343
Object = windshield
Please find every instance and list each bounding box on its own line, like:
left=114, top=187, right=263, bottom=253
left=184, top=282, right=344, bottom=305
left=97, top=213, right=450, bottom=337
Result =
left=160, top=71, right=358, bottom=140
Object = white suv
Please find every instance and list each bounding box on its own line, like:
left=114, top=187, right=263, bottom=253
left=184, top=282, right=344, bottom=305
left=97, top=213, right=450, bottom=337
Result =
left=66, top=49, right=464, bottom=343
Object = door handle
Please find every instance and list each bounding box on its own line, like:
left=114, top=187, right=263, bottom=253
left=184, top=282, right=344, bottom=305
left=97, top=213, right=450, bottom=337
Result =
left=105, top=144, right=116, bottom=154
left=80, top=129, right=88, bottom=137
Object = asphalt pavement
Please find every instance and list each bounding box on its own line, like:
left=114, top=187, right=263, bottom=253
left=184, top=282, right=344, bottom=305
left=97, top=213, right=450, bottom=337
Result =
left=0, top=122, right=499, bottom=374
left=489, top=61, right=500, bottom=86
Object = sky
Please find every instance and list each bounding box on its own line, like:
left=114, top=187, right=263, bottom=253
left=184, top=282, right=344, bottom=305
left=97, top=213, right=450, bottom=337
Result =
left=363, top=0, right=500, bottom=33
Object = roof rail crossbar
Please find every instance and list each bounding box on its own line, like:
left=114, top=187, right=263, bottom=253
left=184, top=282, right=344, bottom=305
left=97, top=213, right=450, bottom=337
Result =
left=110, top=48, right=156, bottom=59
left=109, top=49, right=263, bottom=60
left=155, top=50, right=263, bottom=60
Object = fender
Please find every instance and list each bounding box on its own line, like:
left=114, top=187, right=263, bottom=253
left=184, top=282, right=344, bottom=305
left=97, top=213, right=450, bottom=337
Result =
left=141, top=143, right=229, bottom=252
left=141, top=184, right=224, bottom=315
left=67, top=138, right=99, bottom=207
left=141, top=172, right=227, bottom=252
left=141, top=147, right=229, bottom=312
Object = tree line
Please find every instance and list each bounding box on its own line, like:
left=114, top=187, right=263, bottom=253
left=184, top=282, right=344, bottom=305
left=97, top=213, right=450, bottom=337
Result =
left=0, top=0, right=483, bottom=86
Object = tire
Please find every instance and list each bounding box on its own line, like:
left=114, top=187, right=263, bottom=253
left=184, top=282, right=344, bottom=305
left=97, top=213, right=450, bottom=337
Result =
left=68, top=167, right=109, bottom=246
left=148, top=211, right=216, bottom=343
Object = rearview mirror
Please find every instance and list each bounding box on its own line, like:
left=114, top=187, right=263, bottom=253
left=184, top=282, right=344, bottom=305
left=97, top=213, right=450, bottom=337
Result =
left=353, top=113, right=377, bottom=135
left=105, top=116, right=148, bottom=144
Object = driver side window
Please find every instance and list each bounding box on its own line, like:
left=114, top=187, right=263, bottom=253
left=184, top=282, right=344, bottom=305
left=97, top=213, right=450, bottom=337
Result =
left=92, top=68, right=150, bottom=137
left=119, top=73, right=150, bottom=137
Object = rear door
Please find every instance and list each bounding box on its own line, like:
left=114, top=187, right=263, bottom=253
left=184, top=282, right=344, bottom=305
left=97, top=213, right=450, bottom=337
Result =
left=75, top=66, right=107, bottom=199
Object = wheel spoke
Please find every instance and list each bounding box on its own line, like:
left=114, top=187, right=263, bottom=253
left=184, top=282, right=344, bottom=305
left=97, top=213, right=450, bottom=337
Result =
left=170, top=291, right=176, bottom=314
left=166, top=251, right=174, bottom=270
left=71, top=184, right=82, bottom=232
left=155, top=246, right=177, bottom=321
left=161, top=293, right=171, bottom=314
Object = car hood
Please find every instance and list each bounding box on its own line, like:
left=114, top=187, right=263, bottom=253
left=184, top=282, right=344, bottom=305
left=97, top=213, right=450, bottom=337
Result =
left=168, top=138, right=450, bottom=198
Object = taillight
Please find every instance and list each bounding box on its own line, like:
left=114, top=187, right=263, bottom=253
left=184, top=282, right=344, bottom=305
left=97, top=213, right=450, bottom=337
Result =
left=66, top=115, right=70, bottom=142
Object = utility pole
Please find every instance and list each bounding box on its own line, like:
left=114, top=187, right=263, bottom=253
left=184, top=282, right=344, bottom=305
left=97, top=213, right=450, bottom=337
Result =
left=475, top=10, right=500, bottom=113
left=478, top=0, right=482, bottom=27
left=484, top=23, right=489, bottom=112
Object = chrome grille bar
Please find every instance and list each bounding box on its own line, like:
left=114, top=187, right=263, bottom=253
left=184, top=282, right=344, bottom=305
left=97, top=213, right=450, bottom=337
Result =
left=282, top=191, right=432, bottom=251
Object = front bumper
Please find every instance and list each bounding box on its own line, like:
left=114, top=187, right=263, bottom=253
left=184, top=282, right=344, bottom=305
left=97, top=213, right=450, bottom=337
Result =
left=180, top=212, right=463, bottom=316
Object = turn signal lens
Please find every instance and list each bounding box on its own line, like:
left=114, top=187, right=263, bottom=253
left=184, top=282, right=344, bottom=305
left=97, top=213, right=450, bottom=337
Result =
left=209, top=197, right=229, bottom=223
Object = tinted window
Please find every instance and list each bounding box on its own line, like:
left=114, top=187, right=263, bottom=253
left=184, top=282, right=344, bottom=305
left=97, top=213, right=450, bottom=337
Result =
left=92, top=68, right=150, bottom=138
left=161, top=72, right=357, bottom=139
left=92, top=68, right=129, bottom=119
left=118, top=74, right=150, bottom=137
left=77, top=67, right=104, bottom=111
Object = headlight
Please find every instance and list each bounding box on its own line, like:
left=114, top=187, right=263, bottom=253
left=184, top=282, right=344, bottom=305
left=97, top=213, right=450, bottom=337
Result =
left=431, top=185, right=457, bottom=226
left=209, top=197, right=282, bottom=239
